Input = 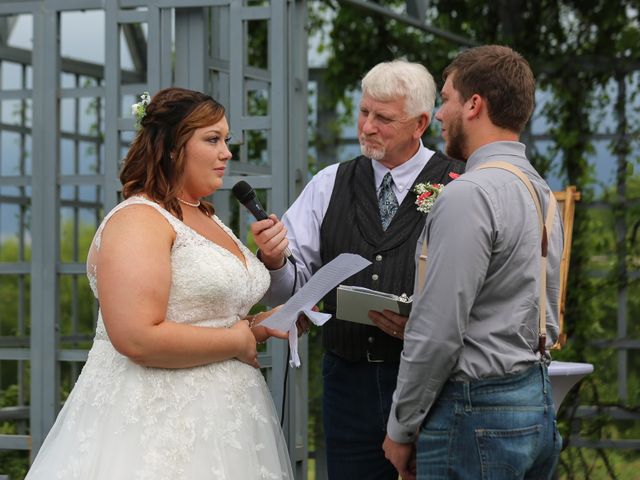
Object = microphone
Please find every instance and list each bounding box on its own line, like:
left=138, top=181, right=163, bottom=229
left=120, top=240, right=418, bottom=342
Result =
left=232, top=180, right=294, bottom=263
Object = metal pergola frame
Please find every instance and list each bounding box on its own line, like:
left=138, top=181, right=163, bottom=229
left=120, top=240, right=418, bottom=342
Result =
left=1, top=0, right=638, bottom=478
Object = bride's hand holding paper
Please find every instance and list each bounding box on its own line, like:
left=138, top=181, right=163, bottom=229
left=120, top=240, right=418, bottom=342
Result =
left=249, top=305, right=311, bottom=343
left=248, top=306, right=289, bottom=344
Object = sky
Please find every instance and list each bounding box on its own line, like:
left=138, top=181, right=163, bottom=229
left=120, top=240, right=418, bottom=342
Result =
left=9, top=11, right=135, bottom=69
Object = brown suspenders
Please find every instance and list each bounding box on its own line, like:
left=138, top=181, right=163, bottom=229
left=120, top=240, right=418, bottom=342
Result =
left=417, top=161, right=557, bottom=355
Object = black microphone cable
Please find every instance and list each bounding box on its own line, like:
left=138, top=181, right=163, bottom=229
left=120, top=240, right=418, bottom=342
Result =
left=280, top=259, right=297, bottom=427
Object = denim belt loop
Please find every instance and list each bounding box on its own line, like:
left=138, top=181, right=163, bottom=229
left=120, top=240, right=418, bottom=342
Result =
left=463, top=382, right=472, bottom=412
left=539, top=361, right=548, bottom=395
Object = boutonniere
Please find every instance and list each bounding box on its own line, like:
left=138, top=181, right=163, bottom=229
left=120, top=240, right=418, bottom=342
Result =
left=412, top=182, right=444, bottom=214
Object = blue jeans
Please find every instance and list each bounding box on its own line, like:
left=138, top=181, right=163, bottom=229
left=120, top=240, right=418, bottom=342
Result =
left=417, top=363, right=561, bottom=479
left=322, top=352, right=399, bottom=480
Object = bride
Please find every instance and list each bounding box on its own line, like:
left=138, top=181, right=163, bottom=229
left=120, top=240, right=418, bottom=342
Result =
left=26, top=87, right=294, bottom=479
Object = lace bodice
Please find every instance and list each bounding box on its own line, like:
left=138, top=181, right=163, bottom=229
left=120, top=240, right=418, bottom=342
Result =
left=87, top=196, right=270, bottom=338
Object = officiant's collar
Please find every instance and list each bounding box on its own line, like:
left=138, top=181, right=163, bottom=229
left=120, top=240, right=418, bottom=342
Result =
left=372, top=140, right=434, bottom=194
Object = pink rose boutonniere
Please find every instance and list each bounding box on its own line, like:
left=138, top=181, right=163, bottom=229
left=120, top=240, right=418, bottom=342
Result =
left=412, top=182, right=444, bottom=214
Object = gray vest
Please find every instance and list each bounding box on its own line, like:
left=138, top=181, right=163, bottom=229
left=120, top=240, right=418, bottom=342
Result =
left=319, top=152, right=464, bottom=362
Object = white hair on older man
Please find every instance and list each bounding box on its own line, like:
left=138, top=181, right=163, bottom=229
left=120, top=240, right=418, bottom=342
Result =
left=361, top=59, right=436, bottom=118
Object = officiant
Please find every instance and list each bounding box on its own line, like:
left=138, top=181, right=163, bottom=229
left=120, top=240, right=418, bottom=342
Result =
left=252, top=60, right=463, bottom=480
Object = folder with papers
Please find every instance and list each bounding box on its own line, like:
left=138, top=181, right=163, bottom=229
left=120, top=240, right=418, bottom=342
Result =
left=336, top=285, right=412, bottom=326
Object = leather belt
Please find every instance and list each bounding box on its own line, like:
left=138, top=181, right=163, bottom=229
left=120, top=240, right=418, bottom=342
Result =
left=366, top=351, right=386, bottom=363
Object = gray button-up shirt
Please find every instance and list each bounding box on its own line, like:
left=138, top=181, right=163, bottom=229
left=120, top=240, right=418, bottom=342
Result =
left=386, top=141, right=563, bottom=443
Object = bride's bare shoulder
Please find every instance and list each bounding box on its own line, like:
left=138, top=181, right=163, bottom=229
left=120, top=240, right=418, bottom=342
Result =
left=100, top=202, right=175, bottom=247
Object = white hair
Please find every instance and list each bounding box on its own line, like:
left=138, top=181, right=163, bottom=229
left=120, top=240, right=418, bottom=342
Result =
left=361, top=59, right=436, bottom=118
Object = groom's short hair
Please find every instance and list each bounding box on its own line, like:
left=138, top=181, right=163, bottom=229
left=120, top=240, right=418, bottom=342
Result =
left=443, top=45, right=535, bottom=134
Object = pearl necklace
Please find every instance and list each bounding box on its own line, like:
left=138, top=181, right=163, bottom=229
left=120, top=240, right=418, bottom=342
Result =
left=178, top=197, right=201, bottom=208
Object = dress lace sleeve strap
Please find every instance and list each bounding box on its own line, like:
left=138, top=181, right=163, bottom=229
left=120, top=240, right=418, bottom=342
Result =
left=92, top=196, right=181, bottom=251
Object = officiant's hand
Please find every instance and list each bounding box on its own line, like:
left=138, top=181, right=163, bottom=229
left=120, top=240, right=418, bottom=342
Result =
left=368, top=309, right=408, bottom=339
left=251, top=214, right=289, bottom=270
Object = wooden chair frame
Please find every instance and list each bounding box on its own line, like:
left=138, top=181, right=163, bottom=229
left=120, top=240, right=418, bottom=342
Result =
left=552, top=185, right=580, bottom=349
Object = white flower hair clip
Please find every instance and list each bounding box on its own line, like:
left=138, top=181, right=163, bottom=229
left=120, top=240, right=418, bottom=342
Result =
left=131, top=91, right=151, bottom=127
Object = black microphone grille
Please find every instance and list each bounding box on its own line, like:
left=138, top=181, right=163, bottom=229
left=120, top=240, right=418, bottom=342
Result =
left=231, top=180, right=255, bottom=204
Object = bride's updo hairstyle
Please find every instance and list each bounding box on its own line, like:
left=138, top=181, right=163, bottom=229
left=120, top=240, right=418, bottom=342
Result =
left=120, top=87, right=225, bottom=219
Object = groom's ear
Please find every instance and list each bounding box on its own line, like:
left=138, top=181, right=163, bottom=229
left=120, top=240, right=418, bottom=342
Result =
left=465, top=94, right=484, bottom=121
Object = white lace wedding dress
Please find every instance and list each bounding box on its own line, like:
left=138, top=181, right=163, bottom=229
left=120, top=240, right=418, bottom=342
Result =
left=26, top=196, right=293, bottom=480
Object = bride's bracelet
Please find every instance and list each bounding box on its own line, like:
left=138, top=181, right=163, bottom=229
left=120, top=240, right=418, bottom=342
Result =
left=246, top=314, right=268, bottom=344
left=247, top=313, right=259, bottom=329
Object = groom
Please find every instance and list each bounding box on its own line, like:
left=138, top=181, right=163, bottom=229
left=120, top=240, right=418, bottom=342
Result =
left=378, top=45, right=564, bottom=479
left=252, top=60, right=463, bottom=480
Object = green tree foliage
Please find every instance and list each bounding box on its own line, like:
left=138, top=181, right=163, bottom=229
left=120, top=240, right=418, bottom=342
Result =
left=0, top=385, right=29, bottom=479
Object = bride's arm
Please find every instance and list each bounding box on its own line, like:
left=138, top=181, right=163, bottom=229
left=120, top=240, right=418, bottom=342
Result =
left=96, top=205, right=258, bottom=369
